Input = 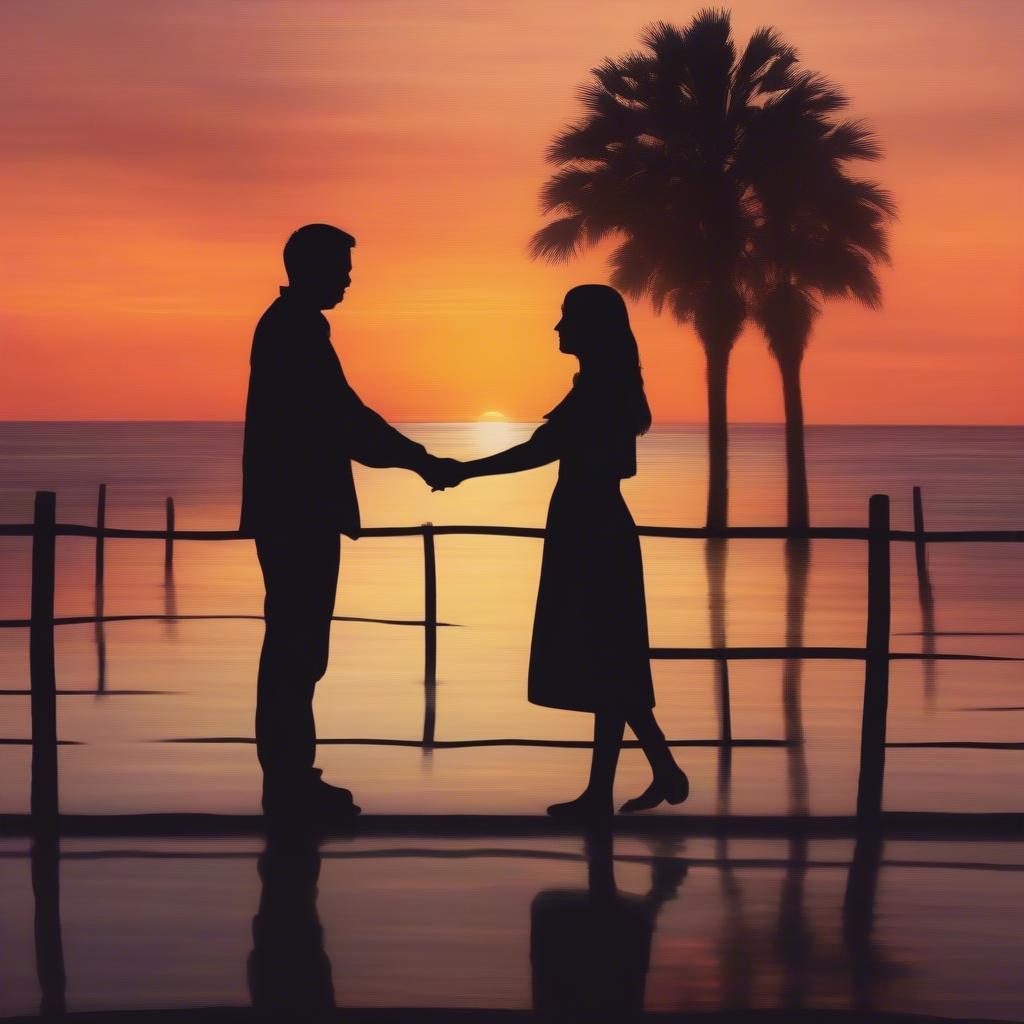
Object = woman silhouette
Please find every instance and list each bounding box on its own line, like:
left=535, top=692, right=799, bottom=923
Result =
left=446, top=285, right=689, bottom=819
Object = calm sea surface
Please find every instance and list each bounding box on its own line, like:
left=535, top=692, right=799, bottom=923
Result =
left=0, top=422, right=1021, bottom=818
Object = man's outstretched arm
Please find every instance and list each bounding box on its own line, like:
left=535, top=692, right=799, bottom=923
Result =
left=336, top=383, right=456, bottom=485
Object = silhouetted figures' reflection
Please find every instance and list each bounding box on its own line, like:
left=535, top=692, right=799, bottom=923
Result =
left=248, top=826, right=334, bottom=1021
left=783, top=539, right=811, bottom=816
left=530, top=831, right=686, bottom=1023
left=31, top=838, right=66, bottom=1017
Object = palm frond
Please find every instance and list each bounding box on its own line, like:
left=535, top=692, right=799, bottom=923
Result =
left=844, top=177, right=898, bottom=220
left=608, top=238, right=658, bottom=300
left=527, top=215, right=587, bottom=263
left=733, top=26, right=797, bottom=100
left=825, top=119, right=884, bottom=163
left=814, top=245, right=884, bottom=308
left=640, top=20, right=685, bottom=58
left=781, top=70, right=849, bottom=117
left=592, top=54, right=651, bottom=104
left=758, top=50, right=801, bottom=93
left=538, top=168, right=592, bottom=215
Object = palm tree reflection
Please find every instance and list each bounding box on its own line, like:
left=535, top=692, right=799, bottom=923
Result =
left=716, top=848, right=756, bottom=1013
left=916, top=547, right=937, bottom=712
left=783, top=539, right=811, bottom=816
left=704, top=538, right=732, bottom=815
left=777, top=834, right=811, bottom=1010
left=774, top=541, right=814, bottom=1010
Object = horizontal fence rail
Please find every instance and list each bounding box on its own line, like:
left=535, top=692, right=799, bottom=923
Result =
left=1, top=486, right=1021, bottom=835
left=3, top=522, right=1024, bottom=542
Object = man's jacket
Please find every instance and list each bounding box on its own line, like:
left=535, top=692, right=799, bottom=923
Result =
left=240, top=288, right=426, bottom=538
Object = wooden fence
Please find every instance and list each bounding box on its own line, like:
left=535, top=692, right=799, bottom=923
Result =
left=1, top=487, right=1022, bottom=836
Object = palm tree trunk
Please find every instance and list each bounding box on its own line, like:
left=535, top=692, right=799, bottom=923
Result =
left=705, top=345, right=731, bottom=530
left=778, top=352, right=810, bottom=530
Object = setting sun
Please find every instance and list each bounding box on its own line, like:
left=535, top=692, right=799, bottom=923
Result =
left=479, top=411, right=507, bottom=422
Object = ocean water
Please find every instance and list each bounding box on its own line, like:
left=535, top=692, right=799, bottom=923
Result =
left=0, top=422, right=1021, bottom=818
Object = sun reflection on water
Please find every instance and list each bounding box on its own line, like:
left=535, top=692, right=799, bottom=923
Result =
left=470, top=417, right=525, bottom=455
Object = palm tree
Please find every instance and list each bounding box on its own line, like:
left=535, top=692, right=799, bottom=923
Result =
left=746, top=75, right=896, bottom=528
left=530, top=10, right=803, bottom=528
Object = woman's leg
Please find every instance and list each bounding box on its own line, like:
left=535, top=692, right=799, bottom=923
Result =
left=587, top=710, right=626, bottom=800
left=547, top=711, right=624, bottom=817
left=625, top=706, right=678, bottom=779
left=621, top=705, right=689, bottom=812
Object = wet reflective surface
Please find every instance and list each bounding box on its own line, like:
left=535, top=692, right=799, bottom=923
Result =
left=1, top=834, right=1022, bottom=1020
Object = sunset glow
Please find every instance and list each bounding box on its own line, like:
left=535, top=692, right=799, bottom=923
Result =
left=0, top=7, right=1022, bottom=1011
left=1, top=1, right=1021, bottom=423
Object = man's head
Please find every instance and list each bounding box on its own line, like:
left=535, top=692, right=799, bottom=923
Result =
left=283, top=223, right=356, bottom=309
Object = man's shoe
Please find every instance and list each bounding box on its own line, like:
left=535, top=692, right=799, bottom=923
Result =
left=308, top=769, right=361, bottom=818
left=262, top=769, right=361, bottom=820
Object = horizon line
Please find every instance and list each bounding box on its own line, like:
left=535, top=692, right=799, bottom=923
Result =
left=1, top=419, right=1022, bottom=429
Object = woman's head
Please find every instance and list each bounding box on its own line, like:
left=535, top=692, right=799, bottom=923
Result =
left=555, top=284, right=652, bottom=435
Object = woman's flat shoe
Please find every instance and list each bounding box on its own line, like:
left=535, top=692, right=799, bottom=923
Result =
left=546, top=794, right=613, bottom=821
left=619, top=770, right=689, bottom=814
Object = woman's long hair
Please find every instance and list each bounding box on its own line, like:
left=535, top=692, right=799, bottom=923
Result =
left=564, top=284, right=652, bottom=436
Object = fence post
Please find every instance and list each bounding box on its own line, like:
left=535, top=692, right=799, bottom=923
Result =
left=94, top=484, right=106, bottom=588
left=30, top=491, right=59, bottom=832
left=164, top=497, right=175, bottom=577
left=422, top=523, right=437, bottom=749
left=856, top=494, right=891, bottom=825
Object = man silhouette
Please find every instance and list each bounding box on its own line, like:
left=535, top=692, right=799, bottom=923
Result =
left=241, top=223, right=452, bottom=818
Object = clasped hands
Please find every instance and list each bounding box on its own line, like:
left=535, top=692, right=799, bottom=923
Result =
left=418, top=455, right=466, bottom=492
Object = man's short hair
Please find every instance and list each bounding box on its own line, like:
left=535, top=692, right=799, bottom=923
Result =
left=283, top=224, right=356, bottom=278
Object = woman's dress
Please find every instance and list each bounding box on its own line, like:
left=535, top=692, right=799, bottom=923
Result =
left=527, top=383, right=654, bottom=713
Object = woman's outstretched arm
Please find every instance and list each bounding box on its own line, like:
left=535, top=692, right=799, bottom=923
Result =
left=458, top=426, right=560, bottom=481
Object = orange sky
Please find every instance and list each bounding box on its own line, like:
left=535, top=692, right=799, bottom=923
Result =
left=1, top=0, right=1021, bottom=423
